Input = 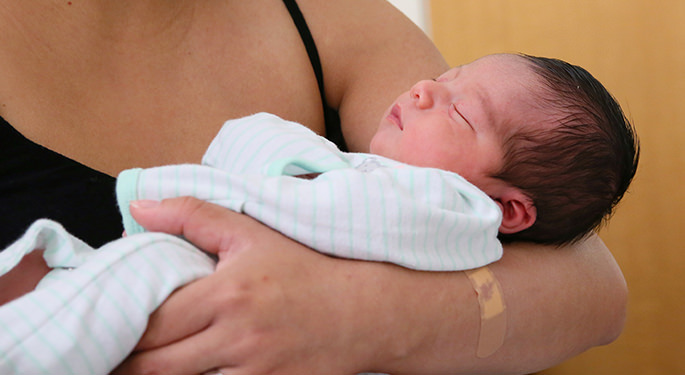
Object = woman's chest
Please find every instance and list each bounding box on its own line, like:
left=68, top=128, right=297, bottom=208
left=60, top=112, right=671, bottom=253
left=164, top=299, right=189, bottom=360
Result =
left=3, top=8, right=326, bottom=175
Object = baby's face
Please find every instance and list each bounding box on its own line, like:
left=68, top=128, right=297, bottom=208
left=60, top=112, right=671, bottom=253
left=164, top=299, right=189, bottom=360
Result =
left=370, top=54, right=543, bottom=192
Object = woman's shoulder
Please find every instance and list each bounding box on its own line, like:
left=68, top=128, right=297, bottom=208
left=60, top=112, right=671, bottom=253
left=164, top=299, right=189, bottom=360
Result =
left=295, top=0, right=449, bottom=151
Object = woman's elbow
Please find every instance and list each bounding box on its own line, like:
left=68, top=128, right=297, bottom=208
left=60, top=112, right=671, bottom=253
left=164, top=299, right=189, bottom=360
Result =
left=597, top=272, right=628, bottom=346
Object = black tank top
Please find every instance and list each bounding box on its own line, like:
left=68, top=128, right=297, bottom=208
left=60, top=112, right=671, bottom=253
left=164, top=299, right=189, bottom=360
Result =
left=0, top=0, right=345, bottom=248
left=0, top=119, right=123, bottom=248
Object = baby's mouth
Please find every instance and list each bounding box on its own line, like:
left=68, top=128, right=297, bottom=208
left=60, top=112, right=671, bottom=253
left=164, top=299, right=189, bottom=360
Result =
left=389, top=104, right=403, bottom=130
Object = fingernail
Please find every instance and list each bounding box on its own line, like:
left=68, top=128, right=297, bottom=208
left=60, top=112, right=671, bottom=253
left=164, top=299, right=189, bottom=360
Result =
left=131, top=200, right=160, bottom=209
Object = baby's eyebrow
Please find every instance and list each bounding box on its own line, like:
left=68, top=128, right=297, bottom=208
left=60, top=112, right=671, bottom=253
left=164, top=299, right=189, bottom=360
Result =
left=436, top=66, right=463, bottom=81
left=474, top=84, right=496, bottom=130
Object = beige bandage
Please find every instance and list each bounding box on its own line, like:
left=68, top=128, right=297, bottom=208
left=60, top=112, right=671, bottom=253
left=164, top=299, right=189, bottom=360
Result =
left=465, top=266, right=507, bottom=358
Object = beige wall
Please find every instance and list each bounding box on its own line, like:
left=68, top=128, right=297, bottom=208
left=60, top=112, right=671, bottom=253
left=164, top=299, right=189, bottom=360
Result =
left=429, top=1, right=685, bottom=374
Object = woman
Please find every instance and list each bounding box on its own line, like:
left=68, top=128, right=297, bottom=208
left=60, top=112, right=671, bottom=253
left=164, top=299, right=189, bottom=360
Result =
left=0, top=0, right=626, bottom=373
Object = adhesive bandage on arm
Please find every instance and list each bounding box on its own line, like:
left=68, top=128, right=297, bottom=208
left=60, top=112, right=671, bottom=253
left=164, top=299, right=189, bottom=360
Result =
left=464, top=266, right=507, bottom=358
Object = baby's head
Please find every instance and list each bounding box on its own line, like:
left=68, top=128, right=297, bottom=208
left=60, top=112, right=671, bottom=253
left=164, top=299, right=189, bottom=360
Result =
left=370, top=53, right=639, bottom=245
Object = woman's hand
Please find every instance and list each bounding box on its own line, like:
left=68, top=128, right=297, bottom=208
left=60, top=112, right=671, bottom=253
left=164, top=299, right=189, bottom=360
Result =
left=114, top=197, right=386, bottom=375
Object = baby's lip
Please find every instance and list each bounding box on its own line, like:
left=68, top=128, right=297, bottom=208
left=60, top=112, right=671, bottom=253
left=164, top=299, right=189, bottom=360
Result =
left=389, top=104, right=403, bottom=130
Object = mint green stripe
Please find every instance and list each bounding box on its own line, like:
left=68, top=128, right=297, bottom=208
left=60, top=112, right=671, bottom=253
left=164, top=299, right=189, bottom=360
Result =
left=327, top=176, right=336, bottom=254
left=0, top=309, right=50, bottom=373
left=376, top=176, right=390, bottom=263
left=58, top=275, right=114, bottom=369
left=345, top=175, right=355, bottom=257
left=408, top=169, right=420, bottom=267
left=393, top=170, right=406, bottom=266
left=20, top=292, right=89, bottom=373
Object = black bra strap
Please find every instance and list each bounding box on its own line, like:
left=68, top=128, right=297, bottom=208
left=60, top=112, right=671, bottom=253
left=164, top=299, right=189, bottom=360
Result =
left=282, top=0, right=325, bottom=110
left=282, top=0, right=347, bottom=151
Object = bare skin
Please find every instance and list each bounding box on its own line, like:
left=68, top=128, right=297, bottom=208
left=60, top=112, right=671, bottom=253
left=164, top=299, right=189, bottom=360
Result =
left=0, top=0, right=442, bottom=171
left=0, top=251, right=50, bottom=305
left=0, top=0, right=627, bottom=373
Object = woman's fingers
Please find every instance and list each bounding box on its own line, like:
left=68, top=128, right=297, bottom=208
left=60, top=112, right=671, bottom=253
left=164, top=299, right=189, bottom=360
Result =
left=129, top=197, right=254, bottom=256
left=114, top=319, right=232, bottom=375
left=132, top=273, right=215, bottom=351
left=125, top=197, right=367, bottom=374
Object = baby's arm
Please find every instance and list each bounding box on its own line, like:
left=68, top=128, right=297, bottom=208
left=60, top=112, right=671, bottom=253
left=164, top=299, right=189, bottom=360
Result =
left=120, top=160, right=502, bottom=271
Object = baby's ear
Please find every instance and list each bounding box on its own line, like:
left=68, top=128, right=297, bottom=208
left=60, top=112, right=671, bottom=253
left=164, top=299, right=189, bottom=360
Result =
left=493, top=189, right=537, bottom=234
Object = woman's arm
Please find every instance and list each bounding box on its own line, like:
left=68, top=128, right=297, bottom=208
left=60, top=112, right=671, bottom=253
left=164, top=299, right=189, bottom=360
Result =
left=482, top=237, right=627, bottom=373
left=115, top=198, right=626, bottom=374
left=299, top=0, right=451, bottom=152
left=368, top=236, right=627, bottom=374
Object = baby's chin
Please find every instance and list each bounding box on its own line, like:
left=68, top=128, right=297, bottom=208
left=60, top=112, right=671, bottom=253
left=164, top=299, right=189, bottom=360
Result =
left=368, top=137, right=391, bottom=158
left=368, top=132, right=381, bottom=154
left=368, top=121, right=398, bottom=156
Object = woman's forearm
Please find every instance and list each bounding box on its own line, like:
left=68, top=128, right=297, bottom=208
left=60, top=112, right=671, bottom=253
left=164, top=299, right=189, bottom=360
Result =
left=349, top=234, right=626, bottom=374
left=122, top=198, right=626, bottom=375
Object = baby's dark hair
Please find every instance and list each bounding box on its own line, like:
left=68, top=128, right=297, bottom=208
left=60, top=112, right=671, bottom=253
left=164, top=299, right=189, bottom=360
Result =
left=495, top=54, right=640, bottom=245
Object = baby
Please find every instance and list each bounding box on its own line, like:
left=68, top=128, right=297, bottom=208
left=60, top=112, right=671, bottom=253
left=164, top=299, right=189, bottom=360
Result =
left=119, top=53, right=640, bottom=267
left=0, top=53, right=639, bottom=373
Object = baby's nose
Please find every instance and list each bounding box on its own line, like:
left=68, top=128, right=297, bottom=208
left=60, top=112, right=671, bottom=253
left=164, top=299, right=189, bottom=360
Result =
left=410, top=80, right=441, bottom=109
